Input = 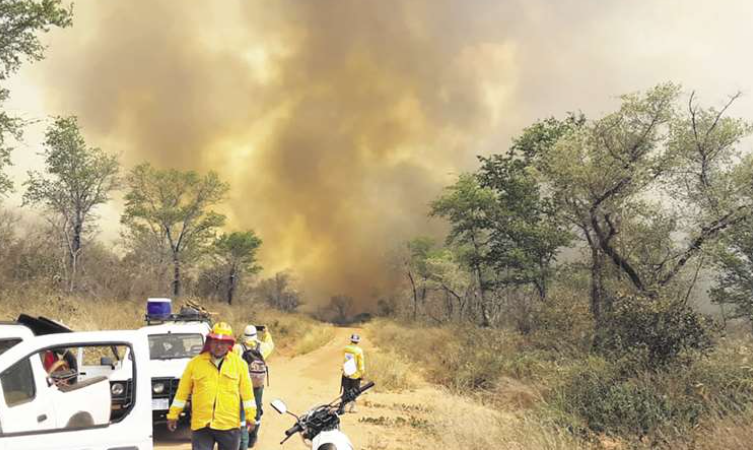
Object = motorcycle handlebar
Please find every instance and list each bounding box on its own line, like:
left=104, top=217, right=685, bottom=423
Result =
left=358, top=381, right=375, bottom=395
left=285, top=422, right=303, bottom=437
left=278, top=382, right=377, bottom=444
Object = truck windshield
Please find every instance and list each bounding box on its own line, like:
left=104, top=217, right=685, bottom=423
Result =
left=148, top=334, right=203, bottom=360
left=0, top=338, right=21, bottom=356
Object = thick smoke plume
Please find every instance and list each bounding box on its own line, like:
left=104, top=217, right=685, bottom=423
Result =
left=32, top=0, right=753, bottom=308
left=38, top=0, right=515, bottom=307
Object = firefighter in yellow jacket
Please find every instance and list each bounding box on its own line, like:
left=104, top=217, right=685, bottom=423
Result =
left=338, top=333, right=365, bottom=414
left=167, top=322, right=256, bottom=450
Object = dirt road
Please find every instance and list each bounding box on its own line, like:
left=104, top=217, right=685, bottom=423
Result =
left=154, top=327, right=434, bottom=450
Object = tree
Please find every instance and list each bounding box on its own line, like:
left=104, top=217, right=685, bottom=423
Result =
left=328, top=294, right=354, bottom=323
left=23, top=116, right=119, bottom=292
left=118, top=225, right=173, bottom=298
left=0, top=0, right=73, bottom=197
left=423, top=246, right=475, bottom=323
left=405, top=236, right=437, bottom=321
left=540, top=84, right=753, bottom=330
left=257, top=271, right=301, bottom=312
left=122, top=163, right=229, bottom=296
left=212, top=230, right=262, bottom=305
left=430, top=173, right=497, bottom=327
left=477, top=153, right=572, bottom=299
left=710, top=219, right=753, bottom=335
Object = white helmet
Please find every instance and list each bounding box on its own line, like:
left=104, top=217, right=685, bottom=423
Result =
left=244, top=325, right=258, bottom=339
left=350, top=333, right=360, bottom=343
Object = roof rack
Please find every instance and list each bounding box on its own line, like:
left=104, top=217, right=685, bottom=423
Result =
left=144, top=303, right=214, bottom=326
left=144, top=313, right=212, bottom=326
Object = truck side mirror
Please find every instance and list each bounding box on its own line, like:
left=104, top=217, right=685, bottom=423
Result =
left=100, top=357, right=114, bottom=367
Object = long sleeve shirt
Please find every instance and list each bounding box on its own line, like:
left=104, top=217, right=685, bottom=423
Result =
left=167, top=351, right=256, bottom=430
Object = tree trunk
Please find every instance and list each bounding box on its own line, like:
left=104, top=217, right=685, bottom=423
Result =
left=67, top=219, right=83, bottom=292
left=469, top=233, right=491, bottom=328
left=444, top=289, right=454, bottom=320
left=590, top=245, right=608, bottom=348
left=68, top=252, right=78, bottom=293
left=72, top=220, right=82, bottom=263
left=536, top=257, right=548, bottom=300
left=172, top=253, right=181, bottom=297
left=407, top=270, right=419, bottom=321
left=475, top=262, right=491, bottom=327
left=534, top=280, right=546, bottom=301
left=226, top=265, right=236, bottom=305
left=590, top=246, right=603, bottom=323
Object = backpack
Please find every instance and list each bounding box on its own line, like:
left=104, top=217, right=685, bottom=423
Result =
left=242, top=342, right=268, bottom=388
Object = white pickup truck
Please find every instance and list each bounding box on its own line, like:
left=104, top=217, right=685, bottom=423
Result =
left=0, top=321, right=153, bottom=450
left=111, top=317, right=211, bottom=428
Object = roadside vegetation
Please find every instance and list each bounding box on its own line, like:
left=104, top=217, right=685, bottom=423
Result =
left=1, top=6, right=753, bottom=447
left=366, top=317, right=753, bottom=449
left=0, top=292, right=334, bottom=358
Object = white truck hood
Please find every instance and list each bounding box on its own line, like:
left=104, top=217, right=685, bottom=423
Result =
left=109, top=355, right=195, bottom=381
left=148, top=357, right=194, bottom=378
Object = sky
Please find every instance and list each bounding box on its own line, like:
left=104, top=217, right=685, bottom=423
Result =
left=4, top=0, right=753, bottom=307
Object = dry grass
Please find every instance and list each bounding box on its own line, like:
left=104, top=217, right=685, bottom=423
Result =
left=214, top=303, right=335, bottom=357
left=422, top=389, right=585, bottom=450
left=365, top=319, right=557, bottom=394
left=292, top=324, right=336, bottom=356
left=368, top=349, right=417, bottom=392
left=364, top=319, right=582, bottom=448
left=681, top=411, right=753, bottom=450
left=0, top=291, right=335, bottom=357
left=364, top=318, right=753, bottom=449
left=0, top=291, right=145, bottom=330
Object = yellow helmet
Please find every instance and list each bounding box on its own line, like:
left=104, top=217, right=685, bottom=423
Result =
left=208, top=322, right=235, bottom=343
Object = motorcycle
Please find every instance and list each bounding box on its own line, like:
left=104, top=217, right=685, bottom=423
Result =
left=270, top=380, right=375, bottom=450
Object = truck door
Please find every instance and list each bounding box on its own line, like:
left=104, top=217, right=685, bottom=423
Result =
left=0, top=330, right=153, bottom=450
left=0, top=354, right=57, bottom=433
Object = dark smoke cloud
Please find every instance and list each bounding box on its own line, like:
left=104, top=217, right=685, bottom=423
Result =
left=36, top=0, right=515, bottom=307
left=30, top=0, right=753, bottom=308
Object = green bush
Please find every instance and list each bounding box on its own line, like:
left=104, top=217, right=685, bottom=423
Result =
left=599, top=294, right=716, bottom=369
left=549, top=351, right=753, bottom=441
left=527, top=285, right=594, bottom=355
left=553, top=362, right=672, bottom=436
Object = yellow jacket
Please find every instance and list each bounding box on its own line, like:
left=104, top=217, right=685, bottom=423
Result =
left=343, top=344, right=365, bottom=379
left=233, top=330, right=275, bottom=359
left=167, top=351, right=256, bottom=431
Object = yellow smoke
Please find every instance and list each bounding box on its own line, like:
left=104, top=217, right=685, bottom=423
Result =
left=35, top=0, right=516, bottom=307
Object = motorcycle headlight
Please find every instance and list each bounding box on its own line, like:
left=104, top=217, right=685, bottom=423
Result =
left=153, top=382, right=165, bottom=394
left=111, top=382, right=125, bottom=396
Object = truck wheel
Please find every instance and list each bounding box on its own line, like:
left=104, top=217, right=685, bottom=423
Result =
left=66, top=412, right=94, bottom=428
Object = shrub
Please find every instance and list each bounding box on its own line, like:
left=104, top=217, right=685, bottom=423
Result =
left=430, top=393, right=581, bottom=450
left=368, top=350, right=416, bottom=391
left=366, top=319, right=562, bottom=394
left=599, top=294, right=716, bottom=369
left=551, top=359, right=675, bottom=437
left=246, top=307, right=334, bottom=356
left=527, top=282, right=594, bottom=355
left=549, top=348, right=753, bottom=442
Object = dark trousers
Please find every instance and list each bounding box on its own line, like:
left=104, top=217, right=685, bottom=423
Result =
left=239, top=386, right=264, bottom=449
left=341, top=375, right=362, bottom=393
left=192, top=427, right=240, bottom=450
left=338, top=376, right=361, bottom=414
